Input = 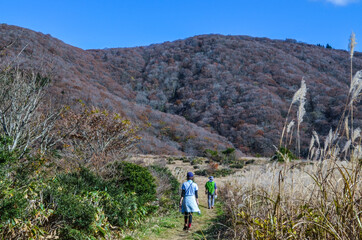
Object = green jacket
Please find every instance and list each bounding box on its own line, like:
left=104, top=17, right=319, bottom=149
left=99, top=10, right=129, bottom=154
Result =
left=205, top=181, right=215, bottom=194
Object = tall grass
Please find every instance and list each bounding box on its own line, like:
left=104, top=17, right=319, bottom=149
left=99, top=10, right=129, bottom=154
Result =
left=221, top=160, right=361, bottom=239
left=220, top=33, right=362, bottom=239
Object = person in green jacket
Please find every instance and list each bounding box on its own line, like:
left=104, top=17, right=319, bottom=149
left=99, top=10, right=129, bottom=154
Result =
left=205, top=176, right=217, bottom=209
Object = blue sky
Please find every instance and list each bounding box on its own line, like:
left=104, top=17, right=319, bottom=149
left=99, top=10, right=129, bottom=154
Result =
left=0, top=0, right=361, bottom=51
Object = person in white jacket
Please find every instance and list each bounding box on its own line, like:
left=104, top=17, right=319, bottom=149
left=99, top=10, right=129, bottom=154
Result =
left=179, top=172, right=200, bottom=231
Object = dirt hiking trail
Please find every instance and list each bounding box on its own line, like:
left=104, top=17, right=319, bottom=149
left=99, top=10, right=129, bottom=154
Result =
left=125, top=155, right=268, bottom=240
left=146, top=160, right=227, bottom=240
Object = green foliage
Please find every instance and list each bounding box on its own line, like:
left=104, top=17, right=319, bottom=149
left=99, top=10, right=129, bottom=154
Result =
left=190, top=157, right=203, bottom=165
left=229, top=163, right=244, bottom=169
left=105, top=161, right=157, bottom=207
left=0, top=162, right=159, bottom=239
left=204, top=149, right=219, bottom=157
left=56, top=194, right=97, bottom=229
left=205, top=148, right=237, bottom=165
left=149, top=165, right=180, bottom=208
left=195, top=168, right=234, bottom=177
left=0, top=67, right=162, bottom=239
left=221, top=148, right=235, bottom=155
left=167, top=157, right=175, bottom=164
left=0, top=136, right=18, bottom=165
left=271, top=147, right=296, bottom=162
left=0, top=185, right=28, bottom=221
left=45, top=166, right=154, bottom=231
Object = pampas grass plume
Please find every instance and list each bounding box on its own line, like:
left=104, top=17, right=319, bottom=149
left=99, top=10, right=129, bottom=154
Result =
left=349, top=31, right=356, bottom=59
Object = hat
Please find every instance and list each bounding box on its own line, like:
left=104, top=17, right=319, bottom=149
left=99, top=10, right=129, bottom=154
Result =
left=187, top=172, right=194, bottom=178
left=209, top=176, right=214, bottom=180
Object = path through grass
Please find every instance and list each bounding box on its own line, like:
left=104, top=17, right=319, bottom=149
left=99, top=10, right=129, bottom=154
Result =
left=123, top=160, right=228, bottom=240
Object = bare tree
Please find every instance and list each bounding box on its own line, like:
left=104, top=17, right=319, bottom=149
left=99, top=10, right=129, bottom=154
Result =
left=60, top=103, right=140, bottom=168
left=0, top=67, right=60, bottom=156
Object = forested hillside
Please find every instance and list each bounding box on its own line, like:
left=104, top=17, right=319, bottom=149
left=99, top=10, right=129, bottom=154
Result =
left=1, top=24, right=361, bottom=156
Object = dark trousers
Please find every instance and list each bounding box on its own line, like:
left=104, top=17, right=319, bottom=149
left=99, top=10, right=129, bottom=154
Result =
left=184, top=212, right=192, bottom=226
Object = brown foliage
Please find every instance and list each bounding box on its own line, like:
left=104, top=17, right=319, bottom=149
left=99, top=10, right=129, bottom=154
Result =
left=59, top=103, right=140, bottom=169
left=2, top=24, right=361, bottom=156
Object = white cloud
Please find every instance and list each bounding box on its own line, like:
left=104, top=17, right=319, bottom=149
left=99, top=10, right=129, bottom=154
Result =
left=324, top=0, right=359, bottom=6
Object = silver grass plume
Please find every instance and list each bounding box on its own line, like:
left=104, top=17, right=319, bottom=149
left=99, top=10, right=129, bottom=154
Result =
left=324, top=128, right=333, bottom=153
left=331, top=146, right=340, bottom=159
left=309, top=136, right=315, bottom=152
left=292, top=79, right=307, bottom=104
left=342, top=140, right=351, bottom=153
left=349, top=32, right=356, bottom=59
left=352, top=127, right=361, bottom=142
left=309, top=147, right=315, bottom=160
left=287, top=120, right=295, bottom=133
left=313, top=131, right=320, bottom=147
left=280, top=78, right=306, bottom=149
left=296, top=79, right=307, bottom=158
left=308, top=136, right=315, bottom=160
left=350, top=70, right=362, bottom=103
left=353, top=145, right=362, bottom=160
left=345, top=117, right=350, bottom=140
left=297, top=101, right=306, bottom=124
left=332, top=132, right=339, bottom=143
left=314, top=148, right=321, bottom=161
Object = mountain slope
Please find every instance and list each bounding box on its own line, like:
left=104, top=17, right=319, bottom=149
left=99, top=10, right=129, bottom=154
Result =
left=1, top=24, right=361, bottom=156
left=0, top=24, right=239, bottom=156
left=88, top=35, right=362, bottom=155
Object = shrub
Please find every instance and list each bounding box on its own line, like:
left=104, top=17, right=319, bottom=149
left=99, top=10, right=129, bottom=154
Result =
left=245, top=159, right=255, bottom=165
left=205, top=148, right=237, bottom=164
left=41, top=164, right=158, bottom=238
left=59, top=104, right=140, bottom=169
left=103, top=161, right=157, bottom=207
left=0, top=136, right=18, bottom=165
left=190, top=157, right=203, bottom=165
left=148, top=165, right=179, bottom=208
left=195, top=168, right=234, bottom=177
left=204, top=149, right=223, bottom=162
left=56, top=194, right=96, bottom=229
left=167, top=157, right=175, bottom=164
left=270, top=147, right=297, bottom=162
left=229, top=163, right=244, bottom=169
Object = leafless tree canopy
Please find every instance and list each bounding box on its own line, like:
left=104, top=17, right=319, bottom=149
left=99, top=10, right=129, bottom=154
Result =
left=0, top=67, right=60, bottom=156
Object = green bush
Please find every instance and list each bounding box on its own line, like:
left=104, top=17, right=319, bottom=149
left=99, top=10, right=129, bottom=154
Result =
left=195, top=169, right=207, bottom=176
left=0, top=187, right=28, bottom=221
left=0, top=136, right=18, bottom=165
left=205, top=148, right=237, bottom=164
left=105, top=161, right=157, bottom=206
left=221, top=148, right=235, bottom=155
left=190, top=157, right=203, bottom=165
left=204, top=149, right=222, bottom=162
left=167, top=157, right=175, bottom=164
left=42, top=164, right=158, bottom=237
left=230, top=163, right=244, bottom=169
left=149, top=165, right=179, bottom=208
left=195, top=168, right=234, bottom=177
left=271, top=147, right=297, bottom=162
left=245, top=159, right=255, bottom=165
left=0, top=135, right=160, bottom=239
left=56, top=194, right=96, bottom=229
